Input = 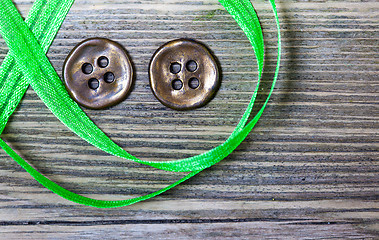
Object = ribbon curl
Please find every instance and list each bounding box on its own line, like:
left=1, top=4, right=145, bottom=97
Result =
left=0, top=0, right=281, bottom=208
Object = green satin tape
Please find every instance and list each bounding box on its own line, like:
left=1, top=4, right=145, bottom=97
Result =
left=0, top=0, right=281, bottom=208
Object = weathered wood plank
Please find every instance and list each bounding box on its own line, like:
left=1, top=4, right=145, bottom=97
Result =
left=0, top=0, right=378, bottom=239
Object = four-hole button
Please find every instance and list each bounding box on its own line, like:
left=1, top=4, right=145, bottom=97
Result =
left=149, top=39, right=220, bottom=110
left=63, top=38, right=133, bottom=109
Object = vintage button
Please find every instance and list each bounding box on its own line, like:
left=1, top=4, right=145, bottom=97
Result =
left=63, top=38, right=133, bottom=109
left=149, top=39, right=220, bottom=110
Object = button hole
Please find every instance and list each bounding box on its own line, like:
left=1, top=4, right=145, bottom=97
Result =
left=188, top=77, right=200, bottom=89
left=98, top=56, right=109, bottom=68
left=82, top=63, right=93, bottom=74
left=88, top=78, right=99, bottom=90
left=170, top=62, right=181, bottom=74
left=186, top=60, right=198, bottom=72
left=172, top=79, right=183, bottom=90
left=104, top=72, right=115, bottom=83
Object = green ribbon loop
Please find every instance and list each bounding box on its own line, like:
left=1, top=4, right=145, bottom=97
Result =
left=0, top=0, right=281, bottom=208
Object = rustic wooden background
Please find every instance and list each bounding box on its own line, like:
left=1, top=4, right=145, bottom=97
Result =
left=0, top=0, right=378, bottom=239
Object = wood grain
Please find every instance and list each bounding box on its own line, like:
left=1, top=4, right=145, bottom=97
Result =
left=0, top=0, right=378, bottom=239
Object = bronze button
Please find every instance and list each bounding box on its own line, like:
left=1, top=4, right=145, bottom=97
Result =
left=149, top=39, right=220, bottom=110
left=63, top=38, right=133, bottom=109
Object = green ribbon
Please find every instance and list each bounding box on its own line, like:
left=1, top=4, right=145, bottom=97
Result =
left=0, top=0, right=281, bottom=208
left=0, top=0, right=76, bottom=134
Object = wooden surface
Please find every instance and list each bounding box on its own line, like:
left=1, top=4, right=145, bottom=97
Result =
left=0, top=0, right=378, bottom=239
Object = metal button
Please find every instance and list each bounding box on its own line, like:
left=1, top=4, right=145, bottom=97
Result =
left=149, top=39, right=220, bottom=110
left=63, top=38, right=133, bottom=109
